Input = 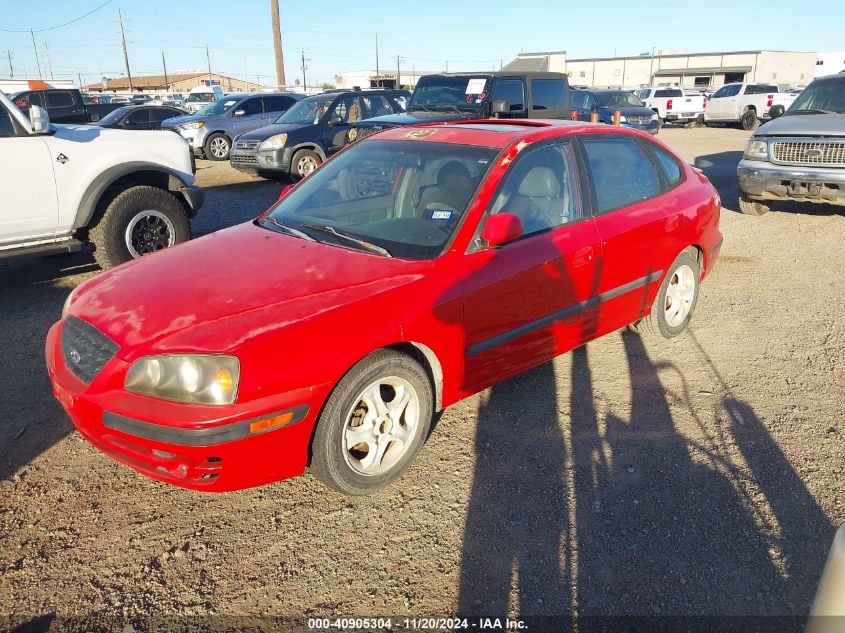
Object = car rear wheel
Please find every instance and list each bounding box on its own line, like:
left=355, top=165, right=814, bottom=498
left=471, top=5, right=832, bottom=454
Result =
left=88, top=186, right=191, bottom=269
left=311, top=349, right=433, bottom=495
left=204, top=133, right=231, bottom=160
left=738, top=194, right=772, bottom=216
left=292, top=149, right=321, bottom=179
left=632, top=249, right=700, bottom=339
left=741, top=108, right=759, bottom=131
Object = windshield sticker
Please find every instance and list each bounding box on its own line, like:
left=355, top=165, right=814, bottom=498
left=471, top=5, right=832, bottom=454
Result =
left=429, top=209, right=454, bottom=221
left=466, top=78, right=487, bottom=95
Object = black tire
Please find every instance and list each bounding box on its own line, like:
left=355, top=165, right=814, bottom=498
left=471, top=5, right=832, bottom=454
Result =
left=657, top=116, right=665, bottom=130
left=291, top=148, right=322, bottom=179
left=310, top=349, right=434, bottom=496
left=632, top=249, right=700, bottom=340
left=738, top=193, right=772, bottom=216
left=741, top=108, right=758, bottom=131
left=204, top=132, right=231, bottom=161
left=88, top=186, right=191, bottom=269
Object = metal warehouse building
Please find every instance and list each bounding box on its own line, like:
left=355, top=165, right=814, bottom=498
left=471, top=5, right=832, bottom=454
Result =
left=505, top=50, right=817, bottom=90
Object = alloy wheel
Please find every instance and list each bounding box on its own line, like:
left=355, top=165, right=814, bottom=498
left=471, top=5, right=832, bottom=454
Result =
left=664, top=264, right=696, bottom=327
left=124, top=210, right=176, bottom=257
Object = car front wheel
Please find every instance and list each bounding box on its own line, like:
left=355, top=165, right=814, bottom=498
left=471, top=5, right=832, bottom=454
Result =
left=741, top=109, right=759, bottom=131
left=88, top=186, right=191, bottom=269
left=632, top=249, right=700, bottom=339
left=292, top=149, right=321, bottom=179
left=204, top=133, right=231, bottom=160
left=311, top=349, right=433, bottom=495
left=738, top=193, right=772, bottom=216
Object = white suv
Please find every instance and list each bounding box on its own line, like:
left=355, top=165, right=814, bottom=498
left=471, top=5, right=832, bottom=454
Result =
left=0, top=90, right=203, bottom=269
left=635, top=87, right=706, bottom=128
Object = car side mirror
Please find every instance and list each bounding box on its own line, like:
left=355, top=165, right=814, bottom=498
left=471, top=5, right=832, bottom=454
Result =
left=29, top=105, right=51, bottom=134
left=491, top=100, right=510, bottom=117
left=768, top=104, right=785, bottom=119
left=233, top=109, right=245, bottom=117
left=482, top=213, right=523, bottom=247
left=328, top=115, right=342, bottom=126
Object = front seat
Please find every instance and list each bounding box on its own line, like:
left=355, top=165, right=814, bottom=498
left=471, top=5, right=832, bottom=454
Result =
left=416, top=161, right=474, bottom=216
left=508, top=166, right=567, bottom=234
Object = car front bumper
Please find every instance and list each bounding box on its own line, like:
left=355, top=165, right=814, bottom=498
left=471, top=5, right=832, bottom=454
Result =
left=230, top=147, right=293, bottom=175
left=622, top=121, right=659, bottom=135
left=45, top=319, right=330, bottom=492
left=738, top=159, right=845, bottom=206
left=176, top=126, right=209, bottom=156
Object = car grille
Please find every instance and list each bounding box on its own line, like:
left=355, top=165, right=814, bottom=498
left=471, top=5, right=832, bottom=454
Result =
left=771, top=140, right=845, bottom=166
left=61, top=316, right=119, bottom=384
left=234, top=140, right=261, bottom=151
left=231, top=154, right=258, bottom=165
left=627, top=116, right=652, bottom=125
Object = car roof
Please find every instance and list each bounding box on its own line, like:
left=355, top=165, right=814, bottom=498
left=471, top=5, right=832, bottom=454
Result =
left=372, top=119, right=638, bottom=148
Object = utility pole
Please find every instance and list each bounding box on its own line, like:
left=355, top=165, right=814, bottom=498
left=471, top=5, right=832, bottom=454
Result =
left=118, top=9, right=133, bottom=90
left=205, top=44, right=212, bottom=81
left=396, top=54, right=403, bottom=90
left=77, top=72, right=83, bottom=88
left=375, top=33, right=379, bottom=86
left=43, top=42, right=53, bottom=79
left=270, top=0, right=286, bottom=90
left=162, top=51, right=169, bottom=89
left=30, top=30, right=43, bottom=79
left=300, top=50, right=308, bottom=92
left=6, top=50, right=12, bottom=78
left=243, top=56, right=248, bottom=85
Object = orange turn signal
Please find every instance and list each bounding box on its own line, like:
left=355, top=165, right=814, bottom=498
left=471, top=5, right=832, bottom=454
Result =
left=249, top=411, right=294, bottom=434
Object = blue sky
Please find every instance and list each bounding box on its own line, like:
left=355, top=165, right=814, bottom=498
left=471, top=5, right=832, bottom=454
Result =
left=1, top=0, right=842, bottom=88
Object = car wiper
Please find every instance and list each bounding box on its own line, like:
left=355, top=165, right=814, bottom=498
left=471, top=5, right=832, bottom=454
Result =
left=432, top=105, right=475, bottom=117
left=300, top=223, right=392, bottom=257
left=261, top=216, right=315, bottom=241
left=794, top=108, right=838, bottom=115
left=408, top=104, right=433, bottom=113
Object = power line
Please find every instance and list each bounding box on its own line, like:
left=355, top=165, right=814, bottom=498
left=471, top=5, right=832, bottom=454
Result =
left=1, top=0, right=115, bottom=33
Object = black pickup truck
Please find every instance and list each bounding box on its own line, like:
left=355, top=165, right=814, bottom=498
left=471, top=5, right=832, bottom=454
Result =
left=11, top=88, right=122, bottom=123
left=337, top=71, right=571, bottom=149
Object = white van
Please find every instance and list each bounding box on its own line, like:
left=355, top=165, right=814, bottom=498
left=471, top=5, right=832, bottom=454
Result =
left=183, top=85, right=224, bottom=113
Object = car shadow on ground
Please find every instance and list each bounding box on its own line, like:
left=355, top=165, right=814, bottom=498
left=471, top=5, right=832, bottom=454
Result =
left=457, top=330, right=834, bottom=625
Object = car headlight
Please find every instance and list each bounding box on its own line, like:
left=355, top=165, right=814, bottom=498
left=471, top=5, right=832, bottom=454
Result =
left=650, top=113, right=658, bottom=121
left=125, top=354, right=239, bottom=405
left=179, top=121, right=204, bottom=130
left=618, top=115, right=628, bottom=123
left=260, top=133, right=287, bottom=150
left=744, top=139, right=768, bottom=160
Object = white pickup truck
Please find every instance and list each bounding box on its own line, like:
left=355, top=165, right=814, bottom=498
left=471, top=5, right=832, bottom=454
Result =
left=704, top=82, right=795, bottom=130
left=0, top=90, right=203, bottom=268
left=634, top=87, right=706, bottom=128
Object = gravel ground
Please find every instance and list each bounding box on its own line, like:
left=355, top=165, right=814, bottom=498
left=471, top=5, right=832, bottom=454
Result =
left=0, top=127, right=843, bottom=630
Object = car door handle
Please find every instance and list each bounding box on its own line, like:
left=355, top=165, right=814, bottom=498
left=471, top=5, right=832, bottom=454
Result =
left=665, top=215, right=680, bottom=232
left=570, top=246, right=593, bottom=268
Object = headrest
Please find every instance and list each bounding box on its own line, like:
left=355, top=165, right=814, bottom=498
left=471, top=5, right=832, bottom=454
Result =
left=518, top=166, right=560, bottom=198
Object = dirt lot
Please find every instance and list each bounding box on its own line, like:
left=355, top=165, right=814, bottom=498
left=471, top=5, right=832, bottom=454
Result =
left=1, top=127, right=843, bottom=630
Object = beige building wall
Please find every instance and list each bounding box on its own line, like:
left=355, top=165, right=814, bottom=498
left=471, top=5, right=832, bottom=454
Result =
left=753, top=51, right=816, bottom=86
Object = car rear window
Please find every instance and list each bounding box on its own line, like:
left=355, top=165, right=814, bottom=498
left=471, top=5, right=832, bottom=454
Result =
left=655, top=89, right=683, bottom=98
left=745, top=85, right=779, bottom=95
left=46, top=91, right=75, bottom=108
left=582, top=136, right=662, bottom=213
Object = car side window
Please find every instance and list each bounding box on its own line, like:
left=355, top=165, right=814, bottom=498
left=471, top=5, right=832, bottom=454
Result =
left=571, top=91, right=587, bottom=109
left=645, top=142, right=683, bottom=187
left=531, top=79, right=566, bottom=111
left=149, top=108, right=176, bottom=122
left=724, top=84, right=741, bottom=98
left=0, top=108, right=17, bottom=137
left=582, top=136, right=662, bottom=213
left=584, top=94, right=598, bottom=110
left=239, top=97, right=263, bottom=115
left=711, top=86, right=729, bottom=99
left=479, top=142, right=582, bottom=243
left=362, top=95, right=393, bottom=118
left=332, top=97, right=363, bottom=124
left=46, top=91, right=75, bottom=108
left=126, top=109, right=150, bottom=124
left=14, top=92, right=42, bottom=108
left=263, top=95, right=292, bottom=113
left=491, top=79, right=525, bottom=111
left=391, top=94, right=409, bottom=110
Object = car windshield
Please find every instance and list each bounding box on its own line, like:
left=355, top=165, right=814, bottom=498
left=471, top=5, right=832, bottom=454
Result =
left=185, top=92, right=216, bottom=104
left=261, top=139, right=497, bottom=259
left=96, top=106, right=134, bottom=125
left=786, top=78, right=845, bottom=115
left=409, top=76, right=490, bottom=113
left=195, top=98, right=239, bottom=116
left=597, top=91, right=645, bottom=108
left=275, top=97, right=333, bottom=124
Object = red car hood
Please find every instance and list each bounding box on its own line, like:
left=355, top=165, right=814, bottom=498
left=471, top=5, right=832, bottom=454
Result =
left=69, top=222, right=432, bottom=356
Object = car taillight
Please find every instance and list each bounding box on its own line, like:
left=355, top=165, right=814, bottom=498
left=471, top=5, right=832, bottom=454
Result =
left=703, top=97, right=707, bottom=109
left=767, top=94, right=774, bottom=107
left=667, top=99, right=673, bottom=110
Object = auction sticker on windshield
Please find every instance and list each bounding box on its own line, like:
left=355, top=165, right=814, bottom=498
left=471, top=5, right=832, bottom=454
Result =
left=466, top=78, right=487, bottom=94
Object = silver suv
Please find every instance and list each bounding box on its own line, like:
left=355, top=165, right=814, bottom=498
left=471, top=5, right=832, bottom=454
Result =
left=737, top=74, right=845, bottom=215
left=161, top=92, right=304, bottom=161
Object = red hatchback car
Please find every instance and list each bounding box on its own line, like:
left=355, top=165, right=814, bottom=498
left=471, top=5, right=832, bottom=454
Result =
left=46, top=120, right=721, bottom=495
